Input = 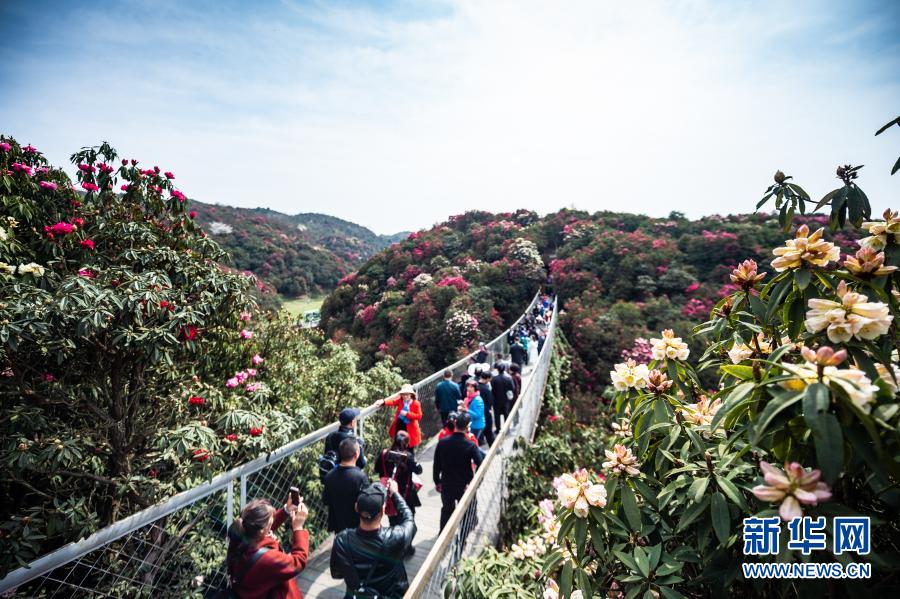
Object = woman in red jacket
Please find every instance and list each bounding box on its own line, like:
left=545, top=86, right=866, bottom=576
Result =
left=385, top=383, right=423, bottom=451
left=226, top=493, right=310, bottom=599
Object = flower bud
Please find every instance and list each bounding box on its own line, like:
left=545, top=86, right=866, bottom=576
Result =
left=774, top=170, right=786, bottom=184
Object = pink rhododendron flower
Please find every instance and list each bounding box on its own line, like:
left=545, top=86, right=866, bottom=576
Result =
left=47, top=222, right=74, bottom=235
left=120, top=184, right=130, bottom=191
left=0, top=142, right=10, bottom=152
left=251, top=354, right=265, bottom=365
left=39, top=181, right=58, bottom=191
left=234, top=371, right=249, bottom=384
left=11, top=163, right=33, bottom=176
left=239, top=329, right=254, bottom=340
left=189, top=210, right=197, bottom=219
left=752, top=461, right=832, bottom=521
left=225, top=377, right=239, bottom=389
left=139, top=168, right=156, bottom=176
left=80, top=239, right=95, bottom=250
left=247, top=368, right=257, bottom=377
left=239, top=311, right=252, bottom=322
left=78, top=163, right=96, bottom=173
left=171, top=190, right=186, bottom=202
left=81, top=182, right=100, bottom=192
left=43, top=373, right=55, bottom=382
left=22, top=144, right=36, bottom=153
left=78, top=268, right=97, bottom=278
left=98, top=163, right=114, bottom=174
left=164, top=171, right=174, bottom=179
left=245, top=383, right=261, bottom=392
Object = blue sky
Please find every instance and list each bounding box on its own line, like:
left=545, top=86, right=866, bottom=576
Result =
left=2, top=0, right=898, bottom=234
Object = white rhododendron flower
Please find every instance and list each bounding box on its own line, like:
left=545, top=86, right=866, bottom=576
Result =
left=771, top=224, right=840, bottom=271
left=805, top=280, right=892, bottom=343
left=17, top=262, right=45, bottom=277
left=679, top=395, right=723, bottom=427
left=650, top=329, right=690, bottom=361
left=780, top=347, right=880, bottom=413
left=858, top=209, right=900, bottom=251
left=603, top=444, right=640, bottom=476
left=555, top=468, right=607, bottom=517
left=610, top=359, right=649, bottom=391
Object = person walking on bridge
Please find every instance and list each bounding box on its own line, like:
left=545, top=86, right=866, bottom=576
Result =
left=384, top=383, right=423, bottom=453
left=490, top=363, right=515, bottom=434
left=434, top=369, right=461, bottom=427
left=323, top=438, right=369, bottom=534
left=433, top=411, right=484, bottom=531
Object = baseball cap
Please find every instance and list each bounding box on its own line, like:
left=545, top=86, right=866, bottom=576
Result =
left=356, top=483, right=388, bottom=519
left=339, top=408, right=360, bottom=426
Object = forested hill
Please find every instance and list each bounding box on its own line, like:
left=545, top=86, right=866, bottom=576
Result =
left=320, top=209, right=862, bottom=382
left=190, top=201, right=407, bottom=297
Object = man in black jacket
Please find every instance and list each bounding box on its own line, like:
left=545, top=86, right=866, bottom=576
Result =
left=477, top=371, right=495, bottom=446
left=330, top=480, right=417, bottom=598
left=490, top=364, right=515, bottom=434
left=433, top=412, right=484, bottom=530
left=510, top=338, right=527, bottom=369
left=324, top=408, right=367, bottom=471
left=323, top=438, right=370, bottom=533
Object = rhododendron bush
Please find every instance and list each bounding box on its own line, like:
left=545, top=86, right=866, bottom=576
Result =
left=452, top=159, right=899, bottom=596
left=0, top=137, right=403, bottom=577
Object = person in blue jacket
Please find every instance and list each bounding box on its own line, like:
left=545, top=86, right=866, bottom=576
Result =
left=461, top=380, right=485, bottom=444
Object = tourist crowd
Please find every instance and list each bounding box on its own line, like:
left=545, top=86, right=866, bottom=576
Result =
left=226, top=295, right=553, bottom=599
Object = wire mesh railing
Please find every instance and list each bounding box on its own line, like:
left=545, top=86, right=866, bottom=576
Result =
left=404, top=297, right=558, bottom=598
left=0, top=292, right=544, bottom=598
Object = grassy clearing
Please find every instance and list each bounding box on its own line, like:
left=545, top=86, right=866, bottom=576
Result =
left=280, top=295, right=325, bottom=316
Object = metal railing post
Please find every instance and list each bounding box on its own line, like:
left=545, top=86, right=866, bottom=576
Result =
left=240, top=474, right=247, bottom=510
left=226, top=480, right=234, bottom=529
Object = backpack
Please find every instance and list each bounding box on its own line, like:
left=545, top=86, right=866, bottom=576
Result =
left=318, top=449, right=339, bottom=482
left=348, top=535, right=383, bottom=599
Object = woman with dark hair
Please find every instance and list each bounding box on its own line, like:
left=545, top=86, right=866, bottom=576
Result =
left=374, top=430, right=423, bottom=528
left=226, top=493, right=309, bottom=598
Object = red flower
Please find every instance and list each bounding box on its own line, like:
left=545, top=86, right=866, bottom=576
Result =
left=225, top=433, right=238, bottom=442
left=192, top=448, right=210, bottom=462
left=148, top=468, right=159, bottom=478
left=249, top=426, right=264, bottom=437
left=171, top=189, right=186, bottom=202
left=79, top=239, right=95, bottom=250
left=189, top=210, right=197, bottom=219
left=159, top=300, right=175, bottom=311
left=81, top=182, right=100, bottom=192
left=548, top=414, right=559, bottom=423
left=78, top=268, right=97, bottom=279
left=180, top=326, right=198, bottom=341
left=188, top=396, right=206, bottom=406
left=43, top=373, right=55, bottom=382
left=164, top=171, right=174, bottom=179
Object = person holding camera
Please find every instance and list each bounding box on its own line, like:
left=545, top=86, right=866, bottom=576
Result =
left=330, top=480, right=417, bottom=599
left=374, top=431, right=423, bottom=530
left=226, top=493, right=309, bottom=599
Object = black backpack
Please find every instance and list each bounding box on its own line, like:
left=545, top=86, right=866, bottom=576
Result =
left=318, top=449, right=339, bottom=482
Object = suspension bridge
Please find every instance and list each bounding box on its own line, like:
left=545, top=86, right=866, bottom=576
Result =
left=0, top=293, right=558, bottom=598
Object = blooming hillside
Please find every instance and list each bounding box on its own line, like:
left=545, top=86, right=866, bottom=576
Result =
left=320, top=207, right=861, bottom=384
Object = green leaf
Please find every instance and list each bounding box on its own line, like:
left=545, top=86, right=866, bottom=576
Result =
left=688, top=476, right=709, bottom=503
left=794, top=268, right=811, bottom=290
left=633, top=546, right=651, bottom=578
left=815, top=187, right=842, bottom=211
left=720, top=365, right=754, bottom=380
left=560, top=560, right=573, bottom=597
left=751, top=391, right=803, bottom=444
left=802, top=382, right=829, bottom=430
left=711, top=491, right=730, bottom=544
left=574, top=517, right=588, bottom=558
left=716, top=477, right=749, bottom=511
left=621, top=483, right=642, bottom=530
left=813, top=413, right=844, bottom=484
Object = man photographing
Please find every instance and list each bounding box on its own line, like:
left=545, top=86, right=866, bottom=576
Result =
left=329, top=480, right=417, bottom=598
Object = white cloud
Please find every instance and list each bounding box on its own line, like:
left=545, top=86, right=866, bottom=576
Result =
left=2, top=0, right=898, bottom=233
